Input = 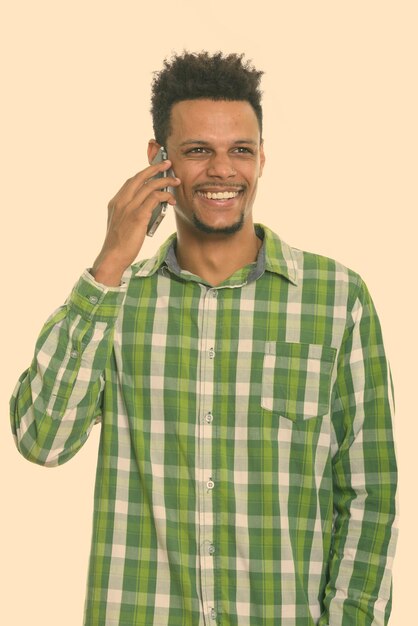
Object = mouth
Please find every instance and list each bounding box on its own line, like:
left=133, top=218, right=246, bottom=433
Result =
left=195, top=187, right=244, bottom=204
left=197, top=190, right=240, bottom=200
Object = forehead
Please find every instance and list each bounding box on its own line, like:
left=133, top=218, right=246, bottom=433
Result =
left=168, top=99, right=261, bottom=143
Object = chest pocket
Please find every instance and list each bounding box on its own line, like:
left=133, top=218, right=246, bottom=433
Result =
left=261, top=341, right=337, bottom=421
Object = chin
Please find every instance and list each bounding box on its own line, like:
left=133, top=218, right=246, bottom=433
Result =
left=192, top=212, right=245, bottom=235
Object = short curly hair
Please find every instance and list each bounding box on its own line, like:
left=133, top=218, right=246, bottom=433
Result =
left=150, top=51, right=264, bottom=147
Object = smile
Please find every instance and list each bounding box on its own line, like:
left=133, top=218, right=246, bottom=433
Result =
left=196, top=190, right=241, bottom=200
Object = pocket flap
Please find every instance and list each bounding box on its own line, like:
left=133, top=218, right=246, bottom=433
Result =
left=261, top=341, right=337, bottom=421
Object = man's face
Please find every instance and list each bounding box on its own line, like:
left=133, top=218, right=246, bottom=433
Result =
left=162, top=99, right=265, bottom=236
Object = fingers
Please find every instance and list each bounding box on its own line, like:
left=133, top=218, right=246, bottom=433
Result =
left=96, top=161, right=181, bottom=284
left=122, top=160, right=177, bottom=196
left=122, top=189, right=176, bottom=227
left=108, top=161, right=180, bottom=212
left=130, top=175, right=180, bottom=210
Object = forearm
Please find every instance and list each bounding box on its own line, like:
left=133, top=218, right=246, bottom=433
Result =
left=320, top=278, right=398, bottom=625
left=322, top=430, right=398, bottom=625
left=10, top=270, right=126, bottom=467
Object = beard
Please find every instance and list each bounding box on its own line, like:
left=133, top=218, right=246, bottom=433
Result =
left=192, top=211, right=245, bottom=235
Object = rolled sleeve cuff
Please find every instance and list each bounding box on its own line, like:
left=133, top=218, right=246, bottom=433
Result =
left=68, top=269, right=127, bottom=321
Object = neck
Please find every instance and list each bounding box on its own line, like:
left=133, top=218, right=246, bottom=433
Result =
left=174, top=219, right=262, bottom=286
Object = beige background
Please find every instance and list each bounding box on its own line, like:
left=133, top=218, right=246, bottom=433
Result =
left=1, top=1, right=416, bottom=623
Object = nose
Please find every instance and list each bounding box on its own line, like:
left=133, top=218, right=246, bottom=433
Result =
left=206, top=152, right=236, bottom=178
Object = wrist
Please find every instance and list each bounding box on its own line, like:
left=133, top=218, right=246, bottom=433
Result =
left=91, top=254, right=126, bottom=287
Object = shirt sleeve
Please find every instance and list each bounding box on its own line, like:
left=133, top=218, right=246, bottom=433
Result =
left=10, top=270, right=127, bottom=467
left=319, top=277, right=399, bottom=625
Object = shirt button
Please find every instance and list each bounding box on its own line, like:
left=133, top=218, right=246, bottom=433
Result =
left=207, top=480, right=215, bottom=490
left=70, top=349, right=79, bottom=358
left=210, top=608, right=217, bottom=619
left=208, top=347, right=215, bottom=359
left=208, top=544, right=215, bottom=555
left=88, top=295, right=98, bottom=304
left=205, top=412, right=213, bottom=423
left=209, top=289, right=217, bottom=298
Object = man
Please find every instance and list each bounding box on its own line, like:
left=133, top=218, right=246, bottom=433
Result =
left=11, top=51, right=398, bottom=625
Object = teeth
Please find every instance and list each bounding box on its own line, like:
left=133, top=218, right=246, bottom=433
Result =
left=199, top=191, right=240, bottom=200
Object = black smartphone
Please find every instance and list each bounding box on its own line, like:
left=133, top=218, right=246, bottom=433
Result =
left=146, top=147, right=174, bottom=237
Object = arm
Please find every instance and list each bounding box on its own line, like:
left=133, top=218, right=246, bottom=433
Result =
left=320, top=277, right=398, bottom=625
left=10, top=156, right=180, bottom=467
left=10, top=271, right=126, bottom=467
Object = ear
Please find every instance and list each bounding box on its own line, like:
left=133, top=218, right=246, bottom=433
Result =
left=147, top=139, right=162, bottom=164
left=259, top=140, right=266, bottom=177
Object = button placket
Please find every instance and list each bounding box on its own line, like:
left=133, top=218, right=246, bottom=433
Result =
left=198, top=286, right=218, bottom=620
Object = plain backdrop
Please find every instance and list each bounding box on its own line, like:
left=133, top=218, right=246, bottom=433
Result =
left=1, top=1, right=416, bottom=624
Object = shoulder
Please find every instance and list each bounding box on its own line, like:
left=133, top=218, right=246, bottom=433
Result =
left=291, top=245, right=373, bottom=315
left=261, top=224, right=364, bottom=301
left=292, top=244, right=361, bottom=283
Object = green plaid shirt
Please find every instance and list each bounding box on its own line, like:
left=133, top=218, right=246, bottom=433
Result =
left=11, top=225, right=398, bottom=626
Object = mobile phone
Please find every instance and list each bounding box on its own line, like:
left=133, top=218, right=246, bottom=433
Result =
left=146, top=147, right=174, bottom=237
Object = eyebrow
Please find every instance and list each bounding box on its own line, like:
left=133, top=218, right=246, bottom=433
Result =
left=179, top=139, right=259, bottom=147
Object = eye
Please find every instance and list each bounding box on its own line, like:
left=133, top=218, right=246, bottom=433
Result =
left=186, top=147, right=210, bottom=154
left=233, top=147, right=254, bottom=154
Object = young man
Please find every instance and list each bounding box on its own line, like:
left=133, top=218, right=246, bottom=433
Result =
left=11, top=52, right=398, bottom=625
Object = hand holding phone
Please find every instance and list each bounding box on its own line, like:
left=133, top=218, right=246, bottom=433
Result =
left=91, top=153, right=179, bottom=286
left=147, top=147, right=176, bottom=236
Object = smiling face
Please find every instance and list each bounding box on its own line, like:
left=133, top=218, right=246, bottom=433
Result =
left=156, top=99, right=265, bottom=237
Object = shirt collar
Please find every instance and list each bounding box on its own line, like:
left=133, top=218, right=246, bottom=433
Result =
left=259, top=224, right=298, bottom=285
left=132, top=224, right=298, bottom=286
